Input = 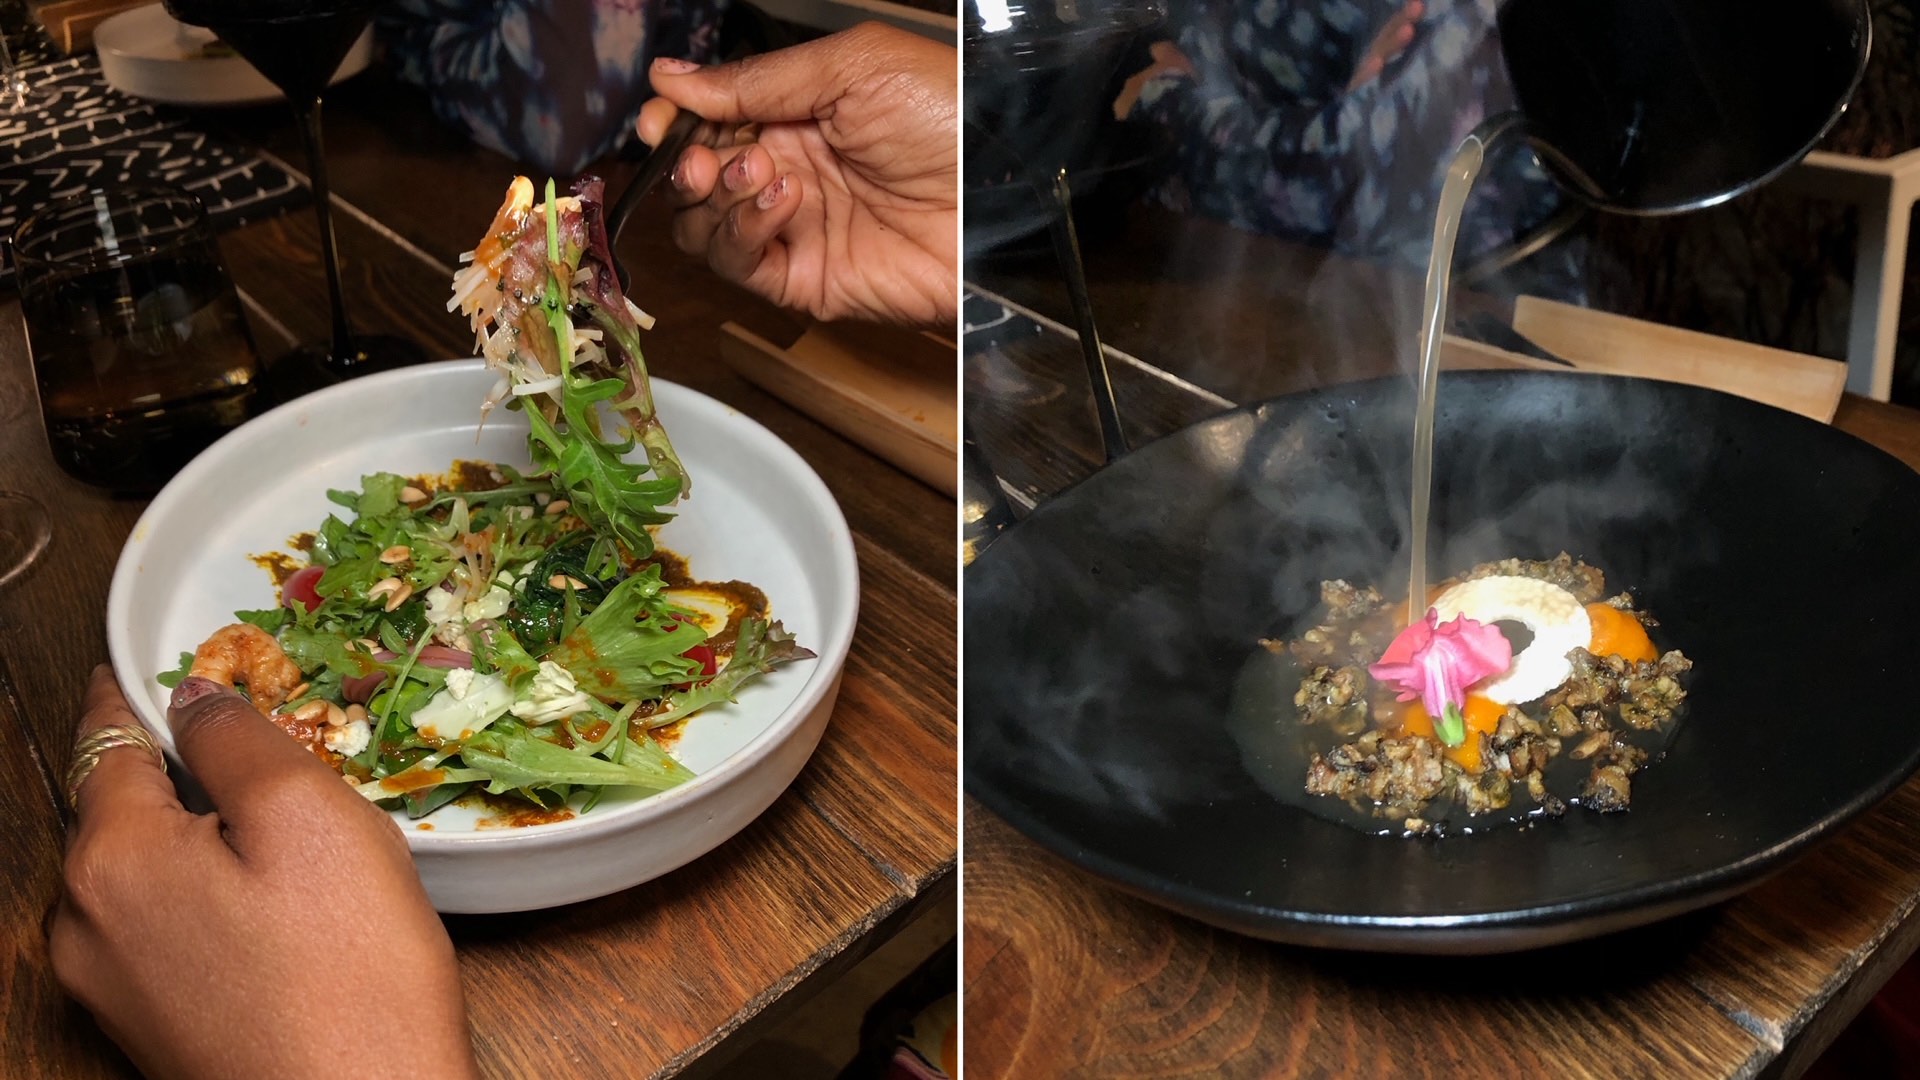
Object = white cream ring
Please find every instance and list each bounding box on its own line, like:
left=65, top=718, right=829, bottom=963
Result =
left=1429, top=575, right=1591, bottom=705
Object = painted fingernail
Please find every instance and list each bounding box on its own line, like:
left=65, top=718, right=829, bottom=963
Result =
left=653, top=57, right=699, bottom=75
left=756, top=175, right=790, bottom=210
left=724, top=153, right=753, bottom=191
left=169, top=675, right=231, bottom=715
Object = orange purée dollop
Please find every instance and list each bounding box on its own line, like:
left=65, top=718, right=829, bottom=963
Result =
left=1584, top=602, right=1658, bottom=664
left=1395, top=695, right=1506, bottom=773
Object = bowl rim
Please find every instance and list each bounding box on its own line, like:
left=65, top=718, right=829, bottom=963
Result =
left=106, top=359, right=860, bottom=852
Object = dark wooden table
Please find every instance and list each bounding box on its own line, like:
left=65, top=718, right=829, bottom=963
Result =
left=963, top=206, right=1920, bottom=1078
left=0, top=71, right=955, bottom=1077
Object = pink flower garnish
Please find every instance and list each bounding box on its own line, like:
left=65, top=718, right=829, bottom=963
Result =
left=1367, top=611, right=1513, bottom=746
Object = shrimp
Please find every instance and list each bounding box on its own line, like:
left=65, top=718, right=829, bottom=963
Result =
left=190, top=623, right=305, bottom=716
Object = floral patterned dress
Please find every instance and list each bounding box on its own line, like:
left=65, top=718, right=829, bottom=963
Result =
left=1134, top=0, right=1570, bottom=275
left=379, top=0, right=730, bottom=177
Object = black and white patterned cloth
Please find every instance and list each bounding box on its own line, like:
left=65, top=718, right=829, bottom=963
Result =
left=0, top=0, right=305, bottom=279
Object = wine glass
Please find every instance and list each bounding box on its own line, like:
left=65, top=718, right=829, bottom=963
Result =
left=0, top=489, right=50, bottom=589
left=162, top=0, right=423, bottom=389
left=0, top=327, right=48, bottom=588
left=0, top=27, right=49, bottom=114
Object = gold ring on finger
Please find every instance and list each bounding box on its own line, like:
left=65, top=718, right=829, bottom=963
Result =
left=65, top=724, right=166, bottom=813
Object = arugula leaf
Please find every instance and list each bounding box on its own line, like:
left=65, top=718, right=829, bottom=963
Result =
left=522, top=373, right=679, bottom=558
left=235, top=608, right=291, bottom=633
left=309, top=514, right=355, bottom=566
left=543, top=566, right=701, bottom=701
left=646, top=617, right=816, bottom=726
left=355, top=473, right=408, bottom=518
left=585, top=302, right=685, bottom=498
left=281, top=625, right=374, bottom=678
left=156, top=651, right=195, bottom=689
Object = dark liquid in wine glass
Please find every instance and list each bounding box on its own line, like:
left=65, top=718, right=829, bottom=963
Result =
left=162, top=0, right=374, bottom=98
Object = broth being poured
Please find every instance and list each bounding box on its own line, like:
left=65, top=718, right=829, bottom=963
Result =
left=1404, top=124, right=1508, bottom=615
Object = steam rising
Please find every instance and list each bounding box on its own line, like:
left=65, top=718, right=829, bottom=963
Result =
left=965, top=375, right=1719, bottom=825
left=964, top=11, right=1731, bottom=828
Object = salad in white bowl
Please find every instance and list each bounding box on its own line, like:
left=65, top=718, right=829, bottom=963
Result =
left=145, top=177, right=819, bottom=831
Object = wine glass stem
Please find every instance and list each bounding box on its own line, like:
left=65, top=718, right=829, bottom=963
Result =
left=290, top=95, right=356, bottom=366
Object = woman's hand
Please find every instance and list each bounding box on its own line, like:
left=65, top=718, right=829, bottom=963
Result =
left=1114, top=41, right=1196, bottom=120
left=48, top=669, right=477, bottom=1080
left=637, top=23, right=957, bottom=329
left=1348, top=1, right=1424, bottom=90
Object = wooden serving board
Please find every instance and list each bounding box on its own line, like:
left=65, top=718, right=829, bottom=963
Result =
left=719, top=320, right=957, bottom=495
left=33, top=0, right=143, bottom=53
left=1455, top=295, right=1849, bottom=423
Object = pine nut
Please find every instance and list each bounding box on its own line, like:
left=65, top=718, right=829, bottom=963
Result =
left=549, top=574, right=589, bottom=591
left=324, top=702, right=349, bottom=728
left=345, top=704, right=368, bottom=724
left=379, top=545, right=411, bottom=564
left=544, top=499, right=570, bottom=516
left=367, top=577, right=414, bottom=611
left=287, top=681, right=311, bottom=700
left=399, top=485, right=429, bottom=506
left=289, top=700, right=327, bottom=723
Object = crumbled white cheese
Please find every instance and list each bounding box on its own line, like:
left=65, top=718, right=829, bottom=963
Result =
left=424, top=587, right=460, bottom=627
left=509, top=661, right=595, bottom=725
left=445, top=667, right=476, bottom=697
left=411, top=670, right=515, bottom=741
left=324, top=718, right=371, bottom=758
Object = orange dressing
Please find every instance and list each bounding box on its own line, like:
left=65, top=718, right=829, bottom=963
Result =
left=378, top=768, right=449, bottom=795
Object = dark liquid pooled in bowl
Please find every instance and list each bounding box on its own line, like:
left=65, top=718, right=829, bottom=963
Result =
left=1226, top=633, right=1683, bottom=839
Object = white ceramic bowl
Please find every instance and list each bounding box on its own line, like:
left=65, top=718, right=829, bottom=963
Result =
left=95, top=3, right=374, bottom=107
left=107, top=360, right=859, bottom=912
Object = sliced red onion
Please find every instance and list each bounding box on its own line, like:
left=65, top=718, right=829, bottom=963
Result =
left=343, top=671, right=386, bottom=704
left=342, top=644, right=474, bottom=703
left=371, top=645, right=471, bottom=668
left=418, top=645, right=475, bottom=669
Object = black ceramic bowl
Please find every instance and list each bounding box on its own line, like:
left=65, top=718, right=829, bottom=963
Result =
left=964, top=371, right=1920, bottom=953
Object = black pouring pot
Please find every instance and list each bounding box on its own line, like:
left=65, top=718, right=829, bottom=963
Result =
left=1500, top=0, right=1871, bottom=214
